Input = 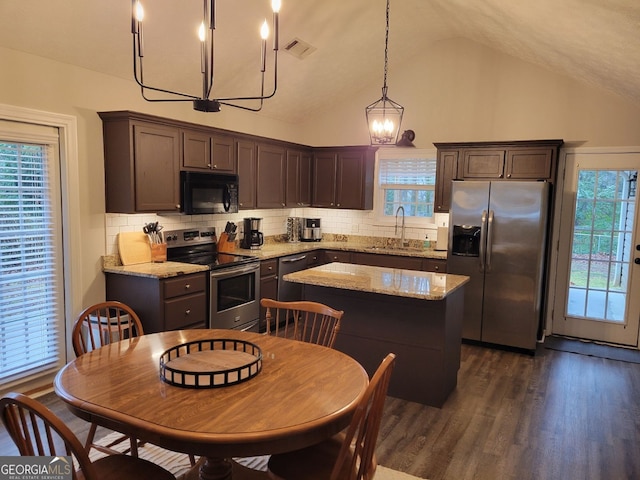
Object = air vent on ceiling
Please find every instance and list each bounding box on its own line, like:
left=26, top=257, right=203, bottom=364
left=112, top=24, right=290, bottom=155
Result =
left=283, top=37, right=317, bottom=60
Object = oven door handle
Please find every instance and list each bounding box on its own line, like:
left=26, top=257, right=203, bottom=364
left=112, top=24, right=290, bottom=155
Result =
left=210, top=263, right=259, bottom=279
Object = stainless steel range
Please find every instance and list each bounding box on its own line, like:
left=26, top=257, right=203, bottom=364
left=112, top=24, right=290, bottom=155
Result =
left=165, top=227, right=261, bottom=332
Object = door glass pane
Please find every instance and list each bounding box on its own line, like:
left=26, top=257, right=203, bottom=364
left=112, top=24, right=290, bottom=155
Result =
left=567, top=169, right=637, bottom=322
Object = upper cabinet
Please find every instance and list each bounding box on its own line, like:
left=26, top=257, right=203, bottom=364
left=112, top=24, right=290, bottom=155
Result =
left=286, top=148, right=312, bottom=207
left=237, top=139, right=257, bottom=209
left=256, top=143, right=287, bottom=209
left=100, top=111, right=181, bottom=213
left=434, top=140, right=563, bottom=212
left=182, top=129, right=236, bottom=174
left=312, top=146, right=376, bottom=210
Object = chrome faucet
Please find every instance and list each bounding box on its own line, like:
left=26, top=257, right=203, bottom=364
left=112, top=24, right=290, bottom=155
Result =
left=395, top=206, right=408, bottom=247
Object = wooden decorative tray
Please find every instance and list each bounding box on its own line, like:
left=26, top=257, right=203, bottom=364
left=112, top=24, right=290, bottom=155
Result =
left=159, top=339, right=262, bottom=389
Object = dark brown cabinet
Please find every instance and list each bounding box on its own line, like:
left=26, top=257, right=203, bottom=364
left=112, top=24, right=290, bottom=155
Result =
left=286, top=149, right=312, bottom=207
left=422, top=258, right=447, bottom=273
left=182, top=130, right=236, bottom=174
left=106, top=272, right=208, bottom=333
left=312, top=146, right=375, bottom=210
left=100, top=112, right=181, bottom=213
left=322, top=250, right=352, bottom=263
left=259, top=259, right=278, bottom=331
left=351, top=252, right=423, bottom=271
left=237, top=139, right=257, bottom=209
left=434, top=149, right=460, bottom=213
left=434, top=140, right=563, bottom=212
left=256, top=143, right=286, bottom=209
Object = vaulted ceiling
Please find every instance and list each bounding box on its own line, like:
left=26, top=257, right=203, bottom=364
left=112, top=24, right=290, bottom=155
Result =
left=1, top=0, right=638, bottom=124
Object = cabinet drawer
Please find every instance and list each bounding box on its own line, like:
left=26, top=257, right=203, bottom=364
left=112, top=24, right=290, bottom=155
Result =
left=260, top=259, right=278, bottom=277
left=306, top=251, right=322, bottom=267
left=164, top=293, right=207, bottom=330
left=323, top=250, right=352, bottom=263
left=423, top=259, right=447, bottom=273
left=163, top=273, right=206, bottom=299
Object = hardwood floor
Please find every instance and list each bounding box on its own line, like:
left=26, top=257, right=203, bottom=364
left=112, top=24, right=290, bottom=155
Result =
left=2, top=342, right=640, bottom=480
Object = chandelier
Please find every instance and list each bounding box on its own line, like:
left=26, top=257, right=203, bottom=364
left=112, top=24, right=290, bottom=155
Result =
left=365, top=0, right=403, bottom=145
left=131, top=0, right=281, bottom=112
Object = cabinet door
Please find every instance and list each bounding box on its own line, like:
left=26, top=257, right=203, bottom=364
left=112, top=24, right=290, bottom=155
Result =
left=312, top=152, right=337, bottom=207
left=211, top=134, right=236, bottom=173
left=182, top=130, right=211, bottom=170
left=285, top=149, right=312, bottom=207
left=133, top=123, right=181, bottom=212
left=237, top=140, right=256, bottom=209
left=256, top=143, right=286, bottom=208
left=461, top=149, right=505, bottom=179
left=505, top=148, right=553, bottom=180
left=336, top=151, right=365, bottom=209
left=435, top=149, right=459, bottom=213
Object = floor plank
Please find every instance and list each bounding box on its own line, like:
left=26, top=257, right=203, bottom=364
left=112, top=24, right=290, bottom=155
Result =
left=2, top=342, right=640, bottom=480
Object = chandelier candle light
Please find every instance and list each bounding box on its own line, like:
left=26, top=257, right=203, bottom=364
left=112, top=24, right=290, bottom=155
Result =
left=365, top=0, right=404, bottom=145
left=132, top=0, right=281, bottom=112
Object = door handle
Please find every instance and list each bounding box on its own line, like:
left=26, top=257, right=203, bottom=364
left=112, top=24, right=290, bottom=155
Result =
left=479, top=210, right=487, bottom=273
left=486, top=210, right=494, bottom=272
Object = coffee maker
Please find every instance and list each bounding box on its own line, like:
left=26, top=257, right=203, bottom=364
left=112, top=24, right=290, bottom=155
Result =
left=240, top=217, right=264, bottom=249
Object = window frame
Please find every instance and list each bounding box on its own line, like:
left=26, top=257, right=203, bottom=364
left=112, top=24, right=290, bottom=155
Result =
left=373, top=147, right=439, bottom=228
left=0, top=104, right=80, bottom=394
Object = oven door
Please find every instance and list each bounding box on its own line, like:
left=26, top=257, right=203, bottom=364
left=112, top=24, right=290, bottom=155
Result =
left=210, top=262, right=260, bottom=331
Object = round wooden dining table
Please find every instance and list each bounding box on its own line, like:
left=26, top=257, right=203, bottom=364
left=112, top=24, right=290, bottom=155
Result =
left=54, top=329, right=369, bottom=480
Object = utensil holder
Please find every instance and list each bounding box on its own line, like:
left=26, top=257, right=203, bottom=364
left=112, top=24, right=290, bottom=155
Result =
left=151, top=242, right=167, bottom=262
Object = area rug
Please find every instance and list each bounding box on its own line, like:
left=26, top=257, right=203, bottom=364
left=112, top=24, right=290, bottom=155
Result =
left=91, top=432, right=427, bottom=479
left=545, top=335, right=640, bottom=364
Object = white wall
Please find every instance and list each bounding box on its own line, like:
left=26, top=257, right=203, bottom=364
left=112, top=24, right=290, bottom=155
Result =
left=3, top=36, right=640, bottom=310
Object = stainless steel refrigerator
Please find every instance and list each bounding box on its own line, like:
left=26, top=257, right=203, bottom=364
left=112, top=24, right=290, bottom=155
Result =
left=447, top=180, right=550, bottom=351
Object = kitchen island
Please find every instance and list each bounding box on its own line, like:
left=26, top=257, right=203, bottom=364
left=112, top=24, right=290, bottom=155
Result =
left=284, top=262, right=469, bottom=407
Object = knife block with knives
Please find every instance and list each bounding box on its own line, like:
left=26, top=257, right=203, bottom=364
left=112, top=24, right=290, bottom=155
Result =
left=218, top=222, right=237, bottom=253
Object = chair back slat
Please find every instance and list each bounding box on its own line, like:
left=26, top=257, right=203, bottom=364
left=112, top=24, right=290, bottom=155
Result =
left=331, top=353, right=396, bottom=480
left=261, top=299, right=344, bottom=348
left=1, top=393, right=98, bottom=480
left=72, top=301, right=145, bottom=357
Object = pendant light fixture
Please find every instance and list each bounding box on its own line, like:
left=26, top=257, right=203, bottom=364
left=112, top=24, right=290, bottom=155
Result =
left=131, top=0, right=281, bottom=112
left=365, top=0, right=403, bottom=145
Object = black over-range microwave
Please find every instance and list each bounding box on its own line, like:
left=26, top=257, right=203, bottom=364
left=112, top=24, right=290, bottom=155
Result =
left=180, top=171, right=239, bottom=215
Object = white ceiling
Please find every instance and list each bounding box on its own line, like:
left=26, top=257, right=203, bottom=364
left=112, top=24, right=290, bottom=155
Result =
left=1, top=0, right=639, bottom=124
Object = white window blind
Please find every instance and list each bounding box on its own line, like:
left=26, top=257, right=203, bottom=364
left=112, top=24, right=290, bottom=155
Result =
left=0, top=123, right=64, bottom=385
left=377, top=153, right=437, bottom=220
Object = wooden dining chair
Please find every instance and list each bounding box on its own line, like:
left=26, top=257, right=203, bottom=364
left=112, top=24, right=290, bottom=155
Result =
left=267, top=353, right=396, bottom=480
left=70, top=301, right=145, bottom=457
left=0, top=392, right=176, bottom=480
left=261, top=298, right=344, bottom=348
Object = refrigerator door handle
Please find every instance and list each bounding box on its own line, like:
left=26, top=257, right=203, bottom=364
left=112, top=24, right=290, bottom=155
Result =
left=480, top=210, right=488, bottom=272
left=486, top=210, right=495, bottom=272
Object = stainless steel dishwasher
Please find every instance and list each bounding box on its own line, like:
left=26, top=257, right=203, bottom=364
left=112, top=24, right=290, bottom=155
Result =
left=277, top=253, right=308, bottom=302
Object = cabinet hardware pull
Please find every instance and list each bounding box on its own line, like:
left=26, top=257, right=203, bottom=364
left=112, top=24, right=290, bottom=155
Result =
left=185, top=309, right=191, bottom=315
left=185, top=284, right=191, bottom=289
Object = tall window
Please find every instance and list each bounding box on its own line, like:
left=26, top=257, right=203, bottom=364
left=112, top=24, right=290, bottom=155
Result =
left=376, top=149, right=437, bottom=224
left=0, top=122, right=65, bottom=386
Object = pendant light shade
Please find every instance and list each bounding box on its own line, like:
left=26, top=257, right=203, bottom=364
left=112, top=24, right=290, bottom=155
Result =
left=366, top=0, right=403, bottom=145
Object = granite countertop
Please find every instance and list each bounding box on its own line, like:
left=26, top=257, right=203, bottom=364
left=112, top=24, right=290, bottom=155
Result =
left=102, top=261, right=209, bottom=279
left=102, top=239, right=447, bottom=278
left=283, top=262, right=469, bottom=301
left=243, top=241, right=448, bottom=261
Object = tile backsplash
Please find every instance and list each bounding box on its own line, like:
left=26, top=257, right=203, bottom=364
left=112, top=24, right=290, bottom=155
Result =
left=105, top=209, right=449, bottom=255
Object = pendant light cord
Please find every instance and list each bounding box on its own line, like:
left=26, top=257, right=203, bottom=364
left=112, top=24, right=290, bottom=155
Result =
left=383, top=0, right=390, bottom=92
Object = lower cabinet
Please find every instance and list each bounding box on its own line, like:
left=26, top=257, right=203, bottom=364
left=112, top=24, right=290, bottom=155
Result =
left=322, top=250, right=352, bottom=264
left=106, top=272, right=208, bottom=333
left=259, top=259, right=278, bottom=332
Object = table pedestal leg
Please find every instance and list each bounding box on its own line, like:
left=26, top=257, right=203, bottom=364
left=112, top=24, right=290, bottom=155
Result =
left=199, top=457, right=232, bottom=480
